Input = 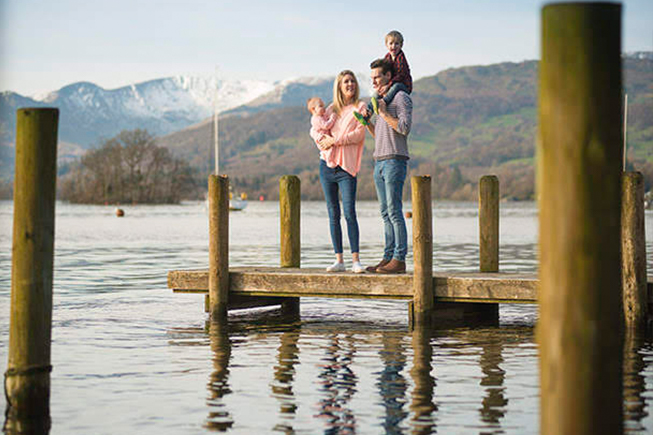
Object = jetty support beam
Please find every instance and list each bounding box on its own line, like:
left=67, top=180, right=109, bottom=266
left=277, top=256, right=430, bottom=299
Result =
left=279, top=175, right=301, bottom=316
left=208, top=174, right=230, bottom=321
left=538, top=3, right=623, bottom=434
left=5, top=108, right=59, bottom=433
left=410, top=176, right=434, bottom=327
left=621, top=171, right=648, bottom=332
left=476, top=175, right=500, bottom=321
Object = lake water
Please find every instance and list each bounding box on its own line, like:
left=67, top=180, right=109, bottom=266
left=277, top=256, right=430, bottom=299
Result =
left=1, top=200, right=652, bottom=434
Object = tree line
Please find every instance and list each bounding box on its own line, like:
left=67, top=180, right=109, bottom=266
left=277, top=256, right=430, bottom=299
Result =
left=59, top=129, right=200, bottom=204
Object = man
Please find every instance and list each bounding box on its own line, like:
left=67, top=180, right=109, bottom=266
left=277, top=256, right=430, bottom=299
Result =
left=364, top=58, right=413, bottom=274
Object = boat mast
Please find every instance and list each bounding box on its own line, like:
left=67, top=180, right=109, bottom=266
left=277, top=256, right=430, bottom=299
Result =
left=623, top=93, right=628, bottom=171
left=213, top=67, right=219, bottom=175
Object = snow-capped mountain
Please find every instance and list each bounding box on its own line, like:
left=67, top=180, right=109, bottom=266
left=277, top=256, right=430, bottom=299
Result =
left=226, top=73, right=372, bottom=116
left=0, top=73, right=374, bottom=149
left=0, top=76, right=274, bottom=148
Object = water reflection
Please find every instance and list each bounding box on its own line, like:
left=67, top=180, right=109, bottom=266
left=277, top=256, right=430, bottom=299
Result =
left=377, top=331, right=408, bottom=433
left=623, top=332, right=650, bottom=432
left=271, top=327, right=300, bottom=434
left=164, top=316, right=652, bottom=434
left=315, top=333, right=358, bottom=434
left=479, top=340, right=508, bottom=428
left=205, top=321, right=234, bottom=431
left=410, top=325, right=438, bottom=434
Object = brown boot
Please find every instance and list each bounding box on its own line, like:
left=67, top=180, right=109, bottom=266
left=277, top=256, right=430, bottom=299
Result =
left=376, top=259, right=406, bottom=274
left=365, top=258, right=390, bottom=273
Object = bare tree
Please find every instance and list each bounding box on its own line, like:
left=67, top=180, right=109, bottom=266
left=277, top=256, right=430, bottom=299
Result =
left=60, top=129, right=198, bottom=204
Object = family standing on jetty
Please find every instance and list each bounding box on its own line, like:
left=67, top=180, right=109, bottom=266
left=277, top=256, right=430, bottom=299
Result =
left=308, top=30, right=413, bottom=275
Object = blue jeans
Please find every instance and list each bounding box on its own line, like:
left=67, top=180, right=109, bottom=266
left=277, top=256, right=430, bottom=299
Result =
left=373, top=159, right=407, bottom=261
left=319, top=160, right=359, bottom=254
left=367, top=83, right=410, bottom=114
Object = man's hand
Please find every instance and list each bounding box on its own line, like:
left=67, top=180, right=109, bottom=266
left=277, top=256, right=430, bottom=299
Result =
left=378, top=83, right=390, bottom=96
left=360, top=107, right=370, bottom=118
left=377, top=99, right=387, bottom=115
left=317, top=135, right=335, bottom=150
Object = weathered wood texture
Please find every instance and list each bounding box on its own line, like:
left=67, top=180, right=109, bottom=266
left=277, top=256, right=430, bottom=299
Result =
left=622, top=171, right=648, bottom=331
left=479, top=175, right=499, bottom=273
left=168, top=268, right=540, bottom=303
left=279, top=175, right=301, bottom=316
left=279, top=175, right=300, bottom=268
left=6, top=108, right=59, bottom=431
left=208, top=175, right=229, bottom=320
left=538, top=4, right=624, bottom=434
left=411, top=176, right=433, bottom=324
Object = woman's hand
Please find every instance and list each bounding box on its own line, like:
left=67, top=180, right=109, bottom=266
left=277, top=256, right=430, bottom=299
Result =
left=317, top=135, right=336, bottom=150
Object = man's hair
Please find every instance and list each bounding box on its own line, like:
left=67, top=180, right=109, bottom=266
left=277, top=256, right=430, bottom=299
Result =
left=385, top=30, right=404, bottom=45
left=306, top=97, right=322, bottom=113
left=370, top=58, right=394, bottom=76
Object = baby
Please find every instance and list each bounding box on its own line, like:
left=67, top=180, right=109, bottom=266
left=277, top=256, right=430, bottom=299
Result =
left=354, top=30, right=413, bottom=125
left=307, top=97, right=336, bottom=145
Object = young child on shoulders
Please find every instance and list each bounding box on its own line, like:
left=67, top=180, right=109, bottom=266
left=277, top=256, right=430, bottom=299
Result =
left=307, top=97, right=336, bottom=146
left=354, top=30, right=413, bottom=125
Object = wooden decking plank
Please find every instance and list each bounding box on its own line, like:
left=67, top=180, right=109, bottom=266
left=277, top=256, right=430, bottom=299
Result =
left=168, top=268, right=540, bottom=303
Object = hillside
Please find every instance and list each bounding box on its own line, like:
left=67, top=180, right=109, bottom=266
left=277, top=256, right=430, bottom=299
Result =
left=157, top=55, right=653, bottom=201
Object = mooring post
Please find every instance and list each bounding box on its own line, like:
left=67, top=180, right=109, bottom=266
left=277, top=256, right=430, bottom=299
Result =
left=5, top=108, right=59, bottom=433
left=208, top=174, right=229, bottom=321
left=279, top=175, right=301, bottom=316
left=479, top=175, right=499, bottom=273
left=410, top=176, right=433, bottom=327
left=622, top=171, right=648, bottom=332
left=539, top=3, right=623, bottom=434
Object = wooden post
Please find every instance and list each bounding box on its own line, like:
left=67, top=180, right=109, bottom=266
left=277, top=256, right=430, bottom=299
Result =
left=538, top=3, right=623, bottom=434
left=5, top=108, right=59, bottom=433
left=411, top=176, right=433, bottom=326
left=622, top=171, right=647, bottom=331
left=208, top=175, right=229, bottom=321
left=479, top=175, right=499, bottom=273
left=279, top=175, right=300, bottom=316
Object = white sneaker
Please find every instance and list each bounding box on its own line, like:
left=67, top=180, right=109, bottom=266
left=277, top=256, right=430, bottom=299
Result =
left=326, top=261, right=346, bottom=272
left=351, top=261, right=365, bottom=274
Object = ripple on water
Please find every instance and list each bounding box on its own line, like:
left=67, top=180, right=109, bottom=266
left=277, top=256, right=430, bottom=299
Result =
left=0, top=200, right=651, bottom=434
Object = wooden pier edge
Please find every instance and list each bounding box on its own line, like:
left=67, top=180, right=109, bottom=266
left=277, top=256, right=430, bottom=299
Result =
left=169, top=268, right=541, bottom=302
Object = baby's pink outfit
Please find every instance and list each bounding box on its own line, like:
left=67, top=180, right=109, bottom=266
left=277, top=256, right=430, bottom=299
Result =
left=310, top=112, right=337, bottom=142
left=310, top=102, right=366, bottom=177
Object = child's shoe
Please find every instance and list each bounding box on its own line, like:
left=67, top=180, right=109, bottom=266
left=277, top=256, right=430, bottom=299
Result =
left=353, top=111, right=368, bottom=126
left=371, top=97, right=379, bottom=115
left=326, top=261, right=346, bottom=272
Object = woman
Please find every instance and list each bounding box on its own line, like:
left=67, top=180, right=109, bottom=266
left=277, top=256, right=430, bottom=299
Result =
left=310, top=70, right=367, bottom=273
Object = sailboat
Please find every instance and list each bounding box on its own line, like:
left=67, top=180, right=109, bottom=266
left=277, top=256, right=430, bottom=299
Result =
left=212, top=70, right=247, bottom=212
left=229, top=191, right=248, bottom=211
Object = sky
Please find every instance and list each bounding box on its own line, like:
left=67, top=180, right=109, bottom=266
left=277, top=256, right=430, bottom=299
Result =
left=0, top=0, right=651, bottom=97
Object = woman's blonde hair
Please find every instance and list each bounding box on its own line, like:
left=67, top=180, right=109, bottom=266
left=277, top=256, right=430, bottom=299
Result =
left=332, top=70, right=360, bottom=115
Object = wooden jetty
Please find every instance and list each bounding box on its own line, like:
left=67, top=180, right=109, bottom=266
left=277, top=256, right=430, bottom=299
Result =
left=169, top=268, right=652, bottom=315
left=168, top=173, right=651, bottom=327
left=169, top=268, right=539, bottom=303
